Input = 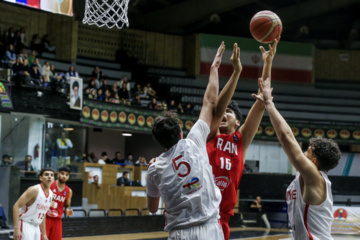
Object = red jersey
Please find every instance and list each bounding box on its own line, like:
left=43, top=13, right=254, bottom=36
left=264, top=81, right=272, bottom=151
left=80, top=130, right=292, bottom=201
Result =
left=47, top=181, right=70, bottom=218
left=207, top=131, right=244, bottom=216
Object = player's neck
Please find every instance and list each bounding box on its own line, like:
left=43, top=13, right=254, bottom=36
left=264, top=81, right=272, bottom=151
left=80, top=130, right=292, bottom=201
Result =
left=56, top=180, right=66, bottom=190
left=40, top=182, right=50, bottom=193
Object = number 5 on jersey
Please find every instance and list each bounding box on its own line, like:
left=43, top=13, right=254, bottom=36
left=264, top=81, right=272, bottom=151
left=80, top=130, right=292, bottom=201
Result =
left=220, top=157, right=231, bottom=170
left=172, top=155, right=191, bottom=177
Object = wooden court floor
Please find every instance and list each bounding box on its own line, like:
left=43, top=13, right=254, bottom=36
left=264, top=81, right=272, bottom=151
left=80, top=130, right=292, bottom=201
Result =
left=64, top=227, right=360, bottom=240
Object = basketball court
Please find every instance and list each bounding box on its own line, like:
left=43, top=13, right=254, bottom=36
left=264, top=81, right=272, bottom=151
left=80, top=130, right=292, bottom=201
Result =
left=63, top=227, right=360, bottom=240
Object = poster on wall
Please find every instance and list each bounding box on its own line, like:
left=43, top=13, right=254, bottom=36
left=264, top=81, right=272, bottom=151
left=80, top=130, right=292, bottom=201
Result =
left=85, top=166, right=102, bottom=184
left=4, top=0, right=73, bottom=16
left=70, top=77, right=83, bottom=110
left=331, top=206, right=360, bottom=234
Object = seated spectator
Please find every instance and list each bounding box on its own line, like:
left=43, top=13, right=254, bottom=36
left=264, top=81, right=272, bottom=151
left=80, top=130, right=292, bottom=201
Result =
left=18, top=48, right=28, bottom=59
left=91, top=66, right=102, bottom=88
left=5, top=44, right=16, bottom=66
left=158, top=100, right=167, bottom=111
left=177, top=103, right=184, bottom=113
left=143, top=82, right=156, bottom=98
left=15, top=155, right=34, bottom=171
left=104, top=89, right=112, bottom=102
left=49, top=64, right=66, bottom=91
left=97, top=89, right=104, bottom=101
left=65, top=65, right=79, bottom=83
left=131, top=93, right=142, bottom=108
left=29, top=64, right=42, bottom=85
left=86, top=77, right=97, bottom=90
left=1, top=154, right=13, bottom=166
left=12, top=56, right=23, bottom=75
left=117, top=76, right=131, bottom=99
left=148, top=97, right=160, bottom=110
left=123, top=154, right=134, bottom=166
left=27, top=49, right=36, bottom=66
left=88, top=152, right=98, bottom=163
left=92, top=175, right=101, bottom=188
left=14, top=30, right=23, bottom=53
left=97, top=152, right=107, bottom=164
left=42, top=61, right=51, bottom=84
left=0, top=203, right=9, bottom=229
left=110, top=83, right=118, bottom=98
left=134, top=83, right=144, bottom=96
left=84, top=87, right=91, bottom=98
left=135, top=157, right=147, bottom=166
left=117, top=171, right=131, bottom=186
left=31, top=34, right=43, bottom=56
left=118, top=83, right=129, bottom=105
left=42, top=34, right=55, bottom=53
left=168, top=99, right=177, bottom=112
left=111, top=151, right=124, bottom=165
left=184, top=103, right=193, bottom=115
left=15, top=58, right=31, bottom=85
left=100, top=79, right=111, bottom=93
left=88, top=88, right=97, bottom=99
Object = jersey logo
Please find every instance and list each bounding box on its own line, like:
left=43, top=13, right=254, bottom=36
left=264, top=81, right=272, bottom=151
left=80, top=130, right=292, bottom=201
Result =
left=233, top=134, right=239, bottom=143
left=215, top=176, right=230, bottom=191
left=182, top=177, right=202, bottom=195
left=64, top=191, right=67, bottom=196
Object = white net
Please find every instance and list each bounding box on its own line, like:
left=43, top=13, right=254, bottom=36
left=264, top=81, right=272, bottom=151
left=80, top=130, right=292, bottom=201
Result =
left=82, top=0, right=130, bottom=29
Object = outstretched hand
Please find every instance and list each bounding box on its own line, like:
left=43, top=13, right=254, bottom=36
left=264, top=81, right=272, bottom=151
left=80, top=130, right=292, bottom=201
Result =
left=251, top=77, right=273, bottom=104
left=260, top=37, right=280, bottom=64
left=230, top=43, right=242, bottom=72
left=211, top=41, right=225, bottom=68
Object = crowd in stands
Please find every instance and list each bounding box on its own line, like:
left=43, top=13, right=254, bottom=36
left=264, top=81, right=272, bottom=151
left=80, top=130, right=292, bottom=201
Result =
left=1, top=27, right=195, bottom=114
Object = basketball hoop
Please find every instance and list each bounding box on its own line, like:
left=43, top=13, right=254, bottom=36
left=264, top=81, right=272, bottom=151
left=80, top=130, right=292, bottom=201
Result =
left=82, top=0, right=130, bottom=29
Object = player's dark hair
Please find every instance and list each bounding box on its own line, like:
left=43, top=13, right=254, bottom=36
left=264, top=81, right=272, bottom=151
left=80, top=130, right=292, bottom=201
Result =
left=228, top=100, right=243, bottom=122
left=40, top=167, right=55, bottom=176
left=152, top=111, right=181, bottom=149
left=309, top=137, right=341, bottom=171
left=58, top=166, right=71, bottom=173
left=123, top=171, right=129, bottom=176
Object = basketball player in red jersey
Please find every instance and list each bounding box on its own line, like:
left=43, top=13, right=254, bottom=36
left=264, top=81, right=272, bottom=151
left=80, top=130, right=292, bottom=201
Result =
left=206, top=37, right=279, bottom=240
left=46, top=166, right=74, bottom=240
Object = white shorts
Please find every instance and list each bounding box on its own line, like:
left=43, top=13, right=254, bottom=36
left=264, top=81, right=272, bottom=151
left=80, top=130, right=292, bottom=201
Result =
left=168, top=221, right=224, bottom=240
left=20, top=220, right=41, bottom=240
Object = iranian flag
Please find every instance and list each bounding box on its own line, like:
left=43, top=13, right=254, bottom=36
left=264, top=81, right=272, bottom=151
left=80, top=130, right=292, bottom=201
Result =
left=200, top=34, right=314, bottom=83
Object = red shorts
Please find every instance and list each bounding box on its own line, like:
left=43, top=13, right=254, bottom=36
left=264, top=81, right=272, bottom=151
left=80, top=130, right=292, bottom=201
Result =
left=220, top=212, right=231, bottom=240
left=46, top=217, right=62, bottom=240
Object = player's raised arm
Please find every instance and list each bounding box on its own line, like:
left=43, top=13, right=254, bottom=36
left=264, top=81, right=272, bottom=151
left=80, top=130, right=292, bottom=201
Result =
left=207, top=43, right=242, bottom=141
left=199, top=42, right=224, bottom=127
left=255, top=77, right=320, bottom=182
left=13, top=186, right=38, bottom=240
left=241, top=38, right=279, bottom=157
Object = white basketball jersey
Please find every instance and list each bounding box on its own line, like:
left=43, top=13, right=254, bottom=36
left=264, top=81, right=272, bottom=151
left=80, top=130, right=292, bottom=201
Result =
left=286, top=172, right=333, bottom=240
left=19, top=184, right=53, bottom=225
left=147, top=119, right=222, bottom=232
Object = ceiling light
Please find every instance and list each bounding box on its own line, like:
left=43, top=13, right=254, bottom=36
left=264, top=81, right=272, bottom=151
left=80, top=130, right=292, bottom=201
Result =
left=122, top=133, right=132, bottom=136
left=63, top=128, right=74, bottom=131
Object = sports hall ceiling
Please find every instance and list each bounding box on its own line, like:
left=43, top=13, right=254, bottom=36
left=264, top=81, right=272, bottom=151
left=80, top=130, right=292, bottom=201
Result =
left=74, top=0, right=360, bottom=49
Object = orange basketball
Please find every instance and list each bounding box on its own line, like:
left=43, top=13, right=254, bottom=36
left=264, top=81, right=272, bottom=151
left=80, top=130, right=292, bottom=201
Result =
left=250, top=10, right=282, bottom=43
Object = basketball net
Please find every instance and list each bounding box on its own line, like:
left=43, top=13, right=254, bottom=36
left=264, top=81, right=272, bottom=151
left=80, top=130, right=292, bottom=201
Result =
left=82, top=0, right=130, bottom=29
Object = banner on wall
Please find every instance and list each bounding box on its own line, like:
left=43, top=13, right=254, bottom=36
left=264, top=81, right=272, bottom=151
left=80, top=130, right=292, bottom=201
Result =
left=331, top=206, right=360, bottom=234
left=257, top=122, right=360, bottom=144
left=200, top=34, right=314, bottom=83
left=70, top=77, right=83, bottom=110
left=0, top=82, right=13, bottom=110
left=4, top=0, right=73, bottom=16
left=80, top=100, right=197, bottom=135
